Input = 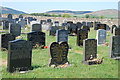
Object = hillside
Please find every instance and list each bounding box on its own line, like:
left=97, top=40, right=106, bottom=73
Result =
left=85, top=9, right=118, bottom=17
left=1, top=6, right=27, bottom=14
left=46, top=10, right=93, bottom=14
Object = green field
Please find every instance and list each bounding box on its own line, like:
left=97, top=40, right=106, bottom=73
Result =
left=0, top=27, right=119, bottom=78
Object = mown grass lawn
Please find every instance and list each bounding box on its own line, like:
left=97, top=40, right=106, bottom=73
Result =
left=0, top=27, right=119, bottom=78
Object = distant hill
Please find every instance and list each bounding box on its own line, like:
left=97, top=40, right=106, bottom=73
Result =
left=85, top=9, right=118, bottom=18
left=46, top=10, right=93, bottom=14
left=1, top=6, right=27, bottom=14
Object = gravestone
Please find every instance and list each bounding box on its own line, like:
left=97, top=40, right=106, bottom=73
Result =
left=110, top=36, right=120, bottom=59
left=56, top=29, right=68, bottom=42
left=82, top=22, right=86, bottom=26
left=7, top=14, right=12, bottom=19
left=7, top=39, right=32, bottom=73
left=93, top=22, right=101, bottom=30
left=54, top=21, right=59, bottom=27
left=81, top=26, right=90, bottom=31
left=111, top=25, right=117, bottom=33
left=113, top=27, right=120, bottom=36
left=87, top=22, right=93, bottom=27
left=96, top=24, right=106, bottom=30
left=49, top=42, right=69, bottom=67
left=31, top=24, right=42, bottom=32
left=96, top=29, right=106, bottom=45
left=40, top=20, right=46, bottom=24
left=82, top=39, right=102, bottom=65
left=27, top=31, right=45, bottom=48
left=2, top=21, right=9, bottom=30
left=9, top=23, right=21, bottom=37
left=76, top=22, right=82, bottom=29
left=49, top=26, right=58, bottom=36
left=17, top=19, right=27, bottom=27
left=0, top=33, right=15, bottom=50
left=77, top=29, right=88, bottom=46
left=47, top=19, right=52, bottom=23
left=19, top=15, right=23, bottom=19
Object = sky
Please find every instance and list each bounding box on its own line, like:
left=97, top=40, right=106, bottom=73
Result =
left=1, top=2, right=118, bottom=13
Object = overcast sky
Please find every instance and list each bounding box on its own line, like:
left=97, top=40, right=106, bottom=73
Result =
left=1, top=1, right=118, bottom=13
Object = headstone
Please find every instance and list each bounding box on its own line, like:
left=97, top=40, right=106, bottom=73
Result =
left=77, top=29, right=88, bottom=46
left=7, top=14, right=12, bottom=19
left=113, top=27, right=120, bottom=36
left=111, top=25, right=117, bottom=33
left=17, top=19, right=26, bottom=28
left=49, top=26, right=58, bottom=36
left=49, top=42, right=69, bottom=67
left=54, top=21, right=59, bottom=27
left=82, top=22, right=86, bottom=26
left=81, top=26, right=90, bottom=31
left=76, top=22, right=82, bottom=29
left=93, top=22, right=101, bottom=30
left=96, top=29, right=106, bottom=45
left=47, top=19, right=52, bottom=23
left=40, top=20, right=46, bottom=24
left=27, top=31, right=45, bottom=48
left=19, top=15, right=23, bottom=19
left=7, top=39, right=32, bottom=73
left=56, top=29, right=68, bottom=42
left=9, top=23, right=21, bottom=37
left=31, top=24, right=42, bottom=32
left=0, top=33, right=15, bottom=50
left=87, top=22, right=93, bottom=27
left=96, top=24, right=106, bottom=30
left=110, top=36, right=120, bottom=59
left=2, top=21, right=9, bottom=30
left=82, top=39, right=102, bottom=65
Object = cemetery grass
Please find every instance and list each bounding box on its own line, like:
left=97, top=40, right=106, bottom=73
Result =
left=0, top=28, right=119, bottom=78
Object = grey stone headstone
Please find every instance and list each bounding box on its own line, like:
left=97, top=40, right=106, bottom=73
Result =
left=49, top=42, right=69, bottom=67
left=96, top=29, right=106, bottom=45
left=82, top=22, right=87, bottom=26
left=7, top=39, right=32, bottom=73
left=9, top=23, right=21, bottom=37
left=87, top=22, right=93, bottom=27
left=77, top=29, right=88, bottom=46
left=110, top=36, right=120, bottom=59
left=54, top=21, right=59, bottom=27
left=76, top=22, right=82, bottom=29
left=56, top=29, right=68, bottom=42
left=27, top=31, right=45, bottom=48
left=0, top=33, right=15, bottom=50
left=31, top=24, right=42, bottom=32
left=83, top=39, right=97, bottom=61
left=17, top=19, right=26, bottom=28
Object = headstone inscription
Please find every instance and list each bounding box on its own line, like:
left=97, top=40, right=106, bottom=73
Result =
left=77, top=29, right=88, bottom=46
left=9, top=23, right=21, bottom=37
left=56, top=29, right=68, bottom=42
left=31, top=24, right=42, bottom=32
left=27, top=31, right=45, bottom=48
left=96, top=29, right=106, bottom=45
left=49, top=42, right=69, bottom=68
left=82, top=39, right=103, bottom=65
left=110, top=27, right=120, bottom=59
left=0, top=33, right=15, bottom=50
left=7, top=39, right=32, bottom=73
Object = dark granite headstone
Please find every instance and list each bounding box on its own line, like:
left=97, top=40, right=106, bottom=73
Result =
left=19, top=15, right=23, bottom=19
left=82, top=22, right=86, bottom=26
left=76, top=22, right=82, bottom=29
left=93, top=22, right=101, bottom=30
left=54, top=21, right=59, bottom=27
left=56, top=29, right=68, bottom=42
left=40, top=20, right=46, bottom=24
left=113, top=27, right=120, bottom=36
left=82, top=39, right=102, bottom=65
left=7, top=39, right=32, bottom=73
left=9, top=23, right=21, bottom=37
left=111, top=25, right=117, bottom=33
left=0, top=33, right=15, bottom=50
left=110, top=36, right=120, bottom=59
left=27, top=31, right=45, bottom=48
left=49, top=42, right=69, bottom=67
left=7, top=14, right=12, bottom=19
left=96, top=24, right=106, bottom=30
left=47, top=19, right=52, bottom=23
left=81, top=26, right=90, bottom=31
left=31, top=24, right=42, bottom=32
left=49, top=26, right=58, bottom=36
left=77, top=29, right=88, bottom=46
